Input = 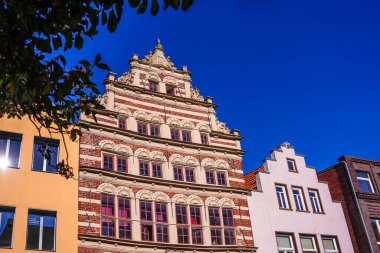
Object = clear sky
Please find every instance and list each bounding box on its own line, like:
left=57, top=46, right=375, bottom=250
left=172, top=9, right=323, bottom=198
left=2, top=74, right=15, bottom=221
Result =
left=66, top=0, right=380, bottom=173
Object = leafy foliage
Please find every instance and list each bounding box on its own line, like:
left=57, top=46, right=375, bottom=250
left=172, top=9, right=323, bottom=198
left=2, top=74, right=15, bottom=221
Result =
left=0, top=0, right=193, bottom=178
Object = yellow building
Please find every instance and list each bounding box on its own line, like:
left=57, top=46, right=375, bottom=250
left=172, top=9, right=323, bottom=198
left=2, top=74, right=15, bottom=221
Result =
left=0, top=116, right=78, bottom=252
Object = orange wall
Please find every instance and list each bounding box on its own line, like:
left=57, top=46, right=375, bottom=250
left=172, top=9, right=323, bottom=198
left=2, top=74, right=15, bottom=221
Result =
left=0, top=117, right=78, bottom=253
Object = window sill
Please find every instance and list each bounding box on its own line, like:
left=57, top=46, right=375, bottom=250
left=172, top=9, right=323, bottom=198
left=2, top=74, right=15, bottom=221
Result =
left=279, top=208, right=293, bottom=211
left=296, top=210, right=310, bottom=213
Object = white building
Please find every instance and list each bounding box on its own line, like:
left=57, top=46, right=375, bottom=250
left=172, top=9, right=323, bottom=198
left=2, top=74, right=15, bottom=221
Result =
left=245, top=142, right=354, bottom=253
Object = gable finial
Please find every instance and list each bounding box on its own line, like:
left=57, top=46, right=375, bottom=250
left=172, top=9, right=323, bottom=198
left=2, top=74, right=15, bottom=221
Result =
left=155, top=38, right=163, bottom=51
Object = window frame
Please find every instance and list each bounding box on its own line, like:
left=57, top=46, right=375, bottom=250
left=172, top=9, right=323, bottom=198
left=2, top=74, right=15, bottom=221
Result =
left=292, top=186, right=307, bottom=212
left=26, top=209, right=57, bottom=251
left=118, top=117, right=127, bottom=130
left=275, top=184, right=291, bottom=210
left=182, top=130, right=192, bottom=143
left=139, top=160, right=150, bottom=177
left=356, top=171, right=375, bottom=193
left=287, top=158, right=297, bottom=172
left=0, top=131, right=22, bottom=169
left=150, top=124, right=160, bottom=137
left=206, top=170, right=216, bottom=184
left=308, top=188, right=324, bottom=213
left=149, top=82, right=158, bottom=92
left=152, top=163, right=163, bottom=178
left=137, top=121, right=148, bottom=135
left=170, top=128, right=181, bottom=141
left=300, top=234, right=319, bottom=253
left=117, top=156, right=128, bottom=173
left=174, top=166, right=184, bottom=181
left=31, top=137, right=60, bottom=173
left=185, top=167, right=195, bottom=183
left=275, top=232, right=296, bottom=253
left=200, top=132, right=209, bottom=145
left=0, top=206, right=15, bottom=249
left=321, top=235, right=340, bottom=253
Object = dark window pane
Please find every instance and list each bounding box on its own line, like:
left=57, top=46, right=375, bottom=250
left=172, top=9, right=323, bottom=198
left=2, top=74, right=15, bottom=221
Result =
left=182, top=131, right=191, bottom=142
left=156, top=225, right=168, bottom=242
left=224, top=229, right=236, bottom=245
left=42, top=216, right=56, bottom=250
left=140, top=202, right=152, bottom=221
left=118, top=198, right=130, bottom=219
left=211, top=228, right=222, bottom=245
left=46, top=145, right=58, bottom=172
left=222, top=209, right=234, bottom=226
left=155, top=203, right=167, bottom=222
left=103, top=155, right=114, bottom=170
left=200, top=133, right=208, bottom=145
left=32, top=143, right=44, bottom=171
left=117, top=157, right=127, bottom=172
left=152, top=164, right=162, bottom=178
left=176, top=205, right=187, bottom=224
left=0, top=138, right=6, bottom=157
left=8, top=139, right=21, bottom=168
left=192, top=228, right=203, bottom=244
left=138, top=122, right=147, bottom=135
left=141, top=224, right=153, bottom=241
left=101, top=195, right=115, bottom=216
left=206, top=171, right=215, bottom=184
left=177, top=227, right=189, bottom=244
left=0, top=207, right=15, bottom=248
left=139, top=161, right=149, bottom=176
left=174, top=167, right=183, bottom=181
left=101, top=218, right=115, bottom=237
left=185, top=168, right=195, bottom=182
left=287, top=159, right=296, bottom=171
left=150, top=125, right=160, bottom=137
left=119, top=221, right=131, bottom=239
left=26, top=214, right=40, bottom=249
left=217, top=172, right=226, bottom=185
left=171, top=129, right=180, bottom=140
left=209, top=208, right=220, bottom=226
left=190, top=207, right=201, bottom=225
left=118, top=118, right=126, bottom=129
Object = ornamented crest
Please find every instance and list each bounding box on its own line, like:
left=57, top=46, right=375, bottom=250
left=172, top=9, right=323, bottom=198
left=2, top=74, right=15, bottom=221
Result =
left=117, top=71, right=134, bottom=84
left=215, top=118, right=230, bottom=134
left=140, top=39, right=177, bottom=70
left=190, top=86, right=205, bottom=101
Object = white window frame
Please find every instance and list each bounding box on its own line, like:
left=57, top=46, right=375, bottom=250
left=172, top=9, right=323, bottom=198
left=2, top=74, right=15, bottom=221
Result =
left=373, top=219, right=380, bottom=245
left=356, top=171, right=374, bottom=193
left=276, top=233, right=295, bottom=253
left=292, top=187, right=306, bottom=211
left=309, top=190, right=322, bottom=213
left=0, top=135, right=21, bottom=168
left=276, top=185, right=290, bottom=209
left=32, top=139, right=59, bottom=172
left=287, top=159, right=296, bottom=172
left=300, top=235, right=318, bottom=252
left=0, top=207, right=15, bottom=248
left=322, top=236, right=340, bottom=253
left=27, top=212, right=57, bottom=251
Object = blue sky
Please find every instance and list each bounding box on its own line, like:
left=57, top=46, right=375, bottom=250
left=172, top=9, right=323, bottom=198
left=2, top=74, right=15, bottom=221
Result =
left=66, top=0, right=380, bottom=173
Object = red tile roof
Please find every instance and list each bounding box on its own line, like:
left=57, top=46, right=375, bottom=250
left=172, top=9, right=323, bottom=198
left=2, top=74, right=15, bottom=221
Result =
left=244, top=166, right=265, bottom=190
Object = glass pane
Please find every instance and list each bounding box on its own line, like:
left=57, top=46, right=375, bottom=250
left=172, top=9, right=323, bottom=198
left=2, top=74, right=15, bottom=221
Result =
left=42, top=216, right=56, bottom=250
left=46, top=145, right=59, bottom=172
left=322, top=238, right=336, bottom=250
left=27, top=215, right=41, bottom=249
left=276, top=235, right=291, bottom=248
left=287, top=160, right=295, bottom=171
left=356, top=171, right=369, bottom=179
left=301, top=237, right=315, bottom=249
left=0, top=138, right=6, bottom=157
left=0, top=210, right=15, bottom=248
left=8, top=139, right=21, bottom=168
left=32, top=144, right=44, bottom=171
left=358, top=180, right=373, bottom=192
left=372, top=220, right=380, bottom=241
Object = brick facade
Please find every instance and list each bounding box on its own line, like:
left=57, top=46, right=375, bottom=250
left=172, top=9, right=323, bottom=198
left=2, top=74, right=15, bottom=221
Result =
left=78, top=41, right=256, bottom=252
left=318, top=156, right=380, bottom=253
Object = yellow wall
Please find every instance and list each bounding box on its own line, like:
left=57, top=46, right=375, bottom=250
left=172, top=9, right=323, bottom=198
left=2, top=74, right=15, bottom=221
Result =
left=0, top=117, right=78, bottom=253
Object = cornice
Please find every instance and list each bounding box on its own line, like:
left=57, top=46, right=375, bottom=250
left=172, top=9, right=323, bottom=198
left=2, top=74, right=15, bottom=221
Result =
left=79, top=166, right=251, bottom=195
left=78, top=234, right=257, bottom=252
left=104, top=79, right=218, bottom=109
left=356, top=192, right=380, bottom=201
left=210, top=131, right=243, bottom=141
left=340, top=156, right=380, bottom=166
left=78, top=120, right=246, bottom=156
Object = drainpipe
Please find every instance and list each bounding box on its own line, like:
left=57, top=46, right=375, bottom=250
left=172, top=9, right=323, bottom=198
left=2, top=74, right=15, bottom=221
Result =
left=341, top=161, right=374, bottom=253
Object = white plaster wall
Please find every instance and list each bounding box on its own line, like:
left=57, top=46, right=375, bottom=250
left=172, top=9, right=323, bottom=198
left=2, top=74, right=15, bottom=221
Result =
left=248, top=144, right=354, bottom=253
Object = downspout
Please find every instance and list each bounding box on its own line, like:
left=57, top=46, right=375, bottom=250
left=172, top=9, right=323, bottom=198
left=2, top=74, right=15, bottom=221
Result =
left=341, top=161, right=374, bottom=253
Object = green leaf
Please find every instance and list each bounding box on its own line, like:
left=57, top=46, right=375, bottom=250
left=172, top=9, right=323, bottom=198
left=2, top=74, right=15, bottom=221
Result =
left=137, top=0, right=148, bottom=14
left=107, top=10, right=117, bottom=32
left=172, top=0, right=180, bottom=10
left=101, top=10, right=107, bottom=25
left=94, top=54, right=101, bottom=65
left=150, top=0, right=159, bottom=15
left=128, top=0, right=141, bottom=8
left=97, top=63, right=110, bottom=71
left=52, top=36, right=62, bottom=50
left=181, top=0, right=194, bottom=11
left=74, top=34, right=84, bottom=49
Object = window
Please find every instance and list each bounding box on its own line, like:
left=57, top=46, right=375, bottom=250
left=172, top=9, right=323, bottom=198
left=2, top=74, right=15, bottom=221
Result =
left=287, top=159, right=296, bottom=172
left=185, top=168, right=195, bottom=182
left=206, top=170, right=215, bottom=184
left=149, top=82, right=158, bottom=92
left=300, top=235, right=318, bottom=252
left=152, top=164, right=162, bottom=178
left=200, top=133, right=208, bottom=145
left=309, top=189, right=323, bottom=213
left=292, top=187, right=306, bottom=211
left=0, top=131, right=22, bottom=169
left=103, top=155, right=114, bottom=170
left=182, top=130, right=192, bottom=143
left=192, top=228, right=203, bottom=244
left=276, top=233, right=295, bottom=253
left=322, top=236, right=340, bottom=253
left=117, top=157, right=127, bottom=172
left=137, top=122, right=147, bottom=135
left=0, top=206, right=15, bottom=248
left=140, top=201, right=153, bottom=241
left=32, top=137, right=59, bottom=173
left=26, top=210, right=56, bottom=251
left=224, top=229, right=236, bottom=245
left=150, top=124, right=160, bottom=137
left=171, top=128, right=180, bottom=140
left=217, top=172, right=227, bottom=185
left=118, top=117, right=127, bottom=130
left=176, top=205, right=188, bottom=244
left=166, top=85, right=175, bottom=95
left=101, top=195, right=115, bottom=237
left=209, top=208, right=222, bottom=245
left=118, top=198, right=131, bottom=239
left=222, top=209, right=234, bottom=226
left=372, top=219, right=380, bottom=246
left=189, top=206, right=203, bottom=244
left=139, top=161, right=149, bottom=176
left=155, top=203, right=168, bottom=242
left=276, top=185, right=290, bottom=209
left=174, top=167, right=183, bottom=181
left=211, top=228, right=222, bottom=245
left=356, top=171, right=374, bottom=193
